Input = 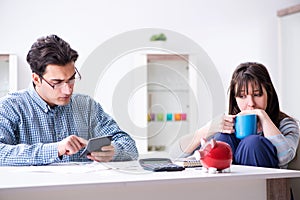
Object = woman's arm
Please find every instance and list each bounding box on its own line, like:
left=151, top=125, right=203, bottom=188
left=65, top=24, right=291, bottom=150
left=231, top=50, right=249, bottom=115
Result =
left=169, top=114, right=235, bottom=158
left=239, top=109, right=300, bottom=168
left=266, top=118, right=300, bottom=168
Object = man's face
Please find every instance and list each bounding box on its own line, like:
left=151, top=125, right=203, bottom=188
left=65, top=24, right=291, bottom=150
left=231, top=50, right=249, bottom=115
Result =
left=33, top=62, right=77, bottom=107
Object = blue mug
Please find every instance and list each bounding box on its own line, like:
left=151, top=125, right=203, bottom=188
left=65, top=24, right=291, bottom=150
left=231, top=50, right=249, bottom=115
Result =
left=235, top=114, right=257, bottom=139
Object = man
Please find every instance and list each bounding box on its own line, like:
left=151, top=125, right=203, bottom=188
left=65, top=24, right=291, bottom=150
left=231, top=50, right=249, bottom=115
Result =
left=0, top=35, right=138, bottom=166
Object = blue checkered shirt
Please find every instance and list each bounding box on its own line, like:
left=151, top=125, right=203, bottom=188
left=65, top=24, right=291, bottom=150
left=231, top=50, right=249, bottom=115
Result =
left=0, top=85, right=138, bottom=166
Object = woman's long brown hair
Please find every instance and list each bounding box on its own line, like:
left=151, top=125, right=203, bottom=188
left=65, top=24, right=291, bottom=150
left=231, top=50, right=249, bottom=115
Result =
left=228, top=62, right=288, bottom=128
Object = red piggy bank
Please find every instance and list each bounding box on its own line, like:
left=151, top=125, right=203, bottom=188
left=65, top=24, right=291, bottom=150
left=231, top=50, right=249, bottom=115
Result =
left=197, top=138, right=232, bottom=172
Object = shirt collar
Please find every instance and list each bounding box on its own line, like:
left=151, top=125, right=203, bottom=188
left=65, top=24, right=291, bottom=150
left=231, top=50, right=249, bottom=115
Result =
left=28, top=83, right=54, bottom=113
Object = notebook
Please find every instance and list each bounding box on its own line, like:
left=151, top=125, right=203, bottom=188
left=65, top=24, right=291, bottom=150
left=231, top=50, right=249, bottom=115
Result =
left=174, top=158, right=202, bottom=168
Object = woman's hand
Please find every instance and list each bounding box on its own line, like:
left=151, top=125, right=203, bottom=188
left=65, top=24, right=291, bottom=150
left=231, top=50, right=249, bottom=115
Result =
left=238, top=109, right=266, bottom=132
left=238, top=109, right=280, bottom=136
left=207, top=114, right=236, bottom=135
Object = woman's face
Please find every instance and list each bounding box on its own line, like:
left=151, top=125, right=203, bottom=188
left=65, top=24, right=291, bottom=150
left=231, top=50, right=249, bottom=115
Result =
left=235, top=82, right=268, bottom=111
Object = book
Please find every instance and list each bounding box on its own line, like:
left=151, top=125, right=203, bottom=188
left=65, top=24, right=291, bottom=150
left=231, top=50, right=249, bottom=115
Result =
left=174, top=158, right=202, bottom=168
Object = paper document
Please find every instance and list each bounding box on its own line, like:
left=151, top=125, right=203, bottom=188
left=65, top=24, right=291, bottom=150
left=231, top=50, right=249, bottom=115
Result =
left=14, top=161, right=142, bottom=174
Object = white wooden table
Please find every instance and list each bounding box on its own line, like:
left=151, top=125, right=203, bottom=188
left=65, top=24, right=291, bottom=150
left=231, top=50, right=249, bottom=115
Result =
left=0, top=162, right=299, bottom=200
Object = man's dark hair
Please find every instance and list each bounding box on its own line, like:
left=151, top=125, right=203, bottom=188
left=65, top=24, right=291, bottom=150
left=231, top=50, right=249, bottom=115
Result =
left=26, top=34, right=78, bottom=76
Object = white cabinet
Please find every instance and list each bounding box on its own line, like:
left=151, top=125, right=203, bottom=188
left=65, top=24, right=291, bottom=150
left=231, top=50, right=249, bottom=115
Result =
left=141, top=54, right=193, bottom=152
left=0, top=54, right=17, bottom=97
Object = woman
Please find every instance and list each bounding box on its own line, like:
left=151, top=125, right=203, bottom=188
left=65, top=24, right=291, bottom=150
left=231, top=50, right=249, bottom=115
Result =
left=170, top=62, right=299, bottom=169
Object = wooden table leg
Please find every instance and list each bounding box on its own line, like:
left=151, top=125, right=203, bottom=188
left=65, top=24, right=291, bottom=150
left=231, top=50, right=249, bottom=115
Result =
left=267, top=178, right=290, bottom=200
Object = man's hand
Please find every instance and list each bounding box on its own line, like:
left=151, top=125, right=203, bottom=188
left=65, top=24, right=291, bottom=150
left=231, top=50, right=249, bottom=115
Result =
left=58, top=135, right=87, bottom=156
left=87, top=144, right=115, bottom=162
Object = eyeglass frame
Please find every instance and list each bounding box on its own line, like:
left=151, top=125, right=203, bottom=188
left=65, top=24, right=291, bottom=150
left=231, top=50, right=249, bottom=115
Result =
left=39, top=67, right=81, bottom=90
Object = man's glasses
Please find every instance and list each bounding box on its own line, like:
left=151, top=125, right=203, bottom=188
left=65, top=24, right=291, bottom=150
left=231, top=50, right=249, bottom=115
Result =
left=39, top=68, right=81, bottom=90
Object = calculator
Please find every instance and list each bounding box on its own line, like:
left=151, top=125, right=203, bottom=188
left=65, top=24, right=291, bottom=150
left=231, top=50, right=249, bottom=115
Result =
left=139, top=158, right=185, bottom=172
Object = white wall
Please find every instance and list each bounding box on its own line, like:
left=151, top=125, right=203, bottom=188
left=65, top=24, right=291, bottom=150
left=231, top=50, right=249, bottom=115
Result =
left=1, top=0, right=299, bottom=108
left=279, top=12, right=300, bottom=120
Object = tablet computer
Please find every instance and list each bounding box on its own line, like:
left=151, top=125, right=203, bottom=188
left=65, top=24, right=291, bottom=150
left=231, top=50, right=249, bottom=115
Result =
left=79, top=135, right=112, bottom=158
